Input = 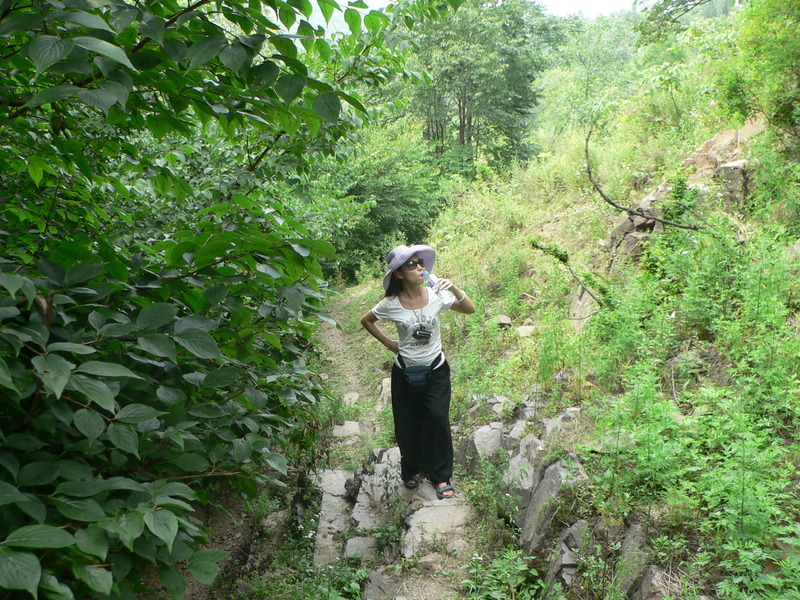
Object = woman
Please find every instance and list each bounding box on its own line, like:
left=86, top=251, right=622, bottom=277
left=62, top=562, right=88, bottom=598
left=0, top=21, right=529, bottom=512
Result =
left=361, top=244, right=475, bottom=499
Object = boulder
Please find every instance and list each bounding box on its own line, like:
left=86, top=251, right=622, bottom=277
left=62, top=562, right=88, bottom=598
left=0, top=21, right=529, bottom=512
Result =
left=632, top=566, right=673, bottom=600
left=504, top=420, right=527, bottom=447
left=520, top=455, right=587, bottom=554
left=362, top=568, right=401, bottom=600
left=456, top=422, right=505, bottom=474
left=544, top=520, right=589, bottom=590
left=716, top=159, right=751, bottom=206
left=352, top=448, right=403, bottom=531
left=377, top=378, right=391, bottom=407
left=493, top=315, right=513, bottom=328
left=403, top=492, right=473, bottom=558
left=343, top=536, right=377, bottom=560
left=313, top=469, right=354, bottom=565
left=332, top=421, right=361, bottom=438
left=503, top=432, right=546, bottom=513
left=617, top=523, right=651, bottom=597
left=517, top=325, right=536, bottom=338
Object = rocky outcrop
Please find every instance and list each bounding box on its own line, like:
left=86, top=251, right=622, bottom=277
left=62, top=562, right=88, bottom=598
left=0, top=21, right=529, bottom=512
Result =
left=520, top=454, right=588, bottom=555
left=569, top=120, right=765, bottom=330
left=311, top=395, right=677, bottom=600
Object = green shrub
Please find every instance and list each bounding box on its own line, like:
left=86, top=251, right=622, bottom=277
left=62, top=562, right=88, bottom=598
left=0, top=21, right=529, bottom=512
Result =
left=0, top=221, right=333, bottom=598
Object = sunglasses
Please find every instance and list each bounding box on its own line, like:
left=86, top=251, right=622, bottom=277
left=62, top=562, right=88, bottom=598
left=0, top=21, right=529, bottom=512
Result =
left=402, top=258, right=425, bottom=271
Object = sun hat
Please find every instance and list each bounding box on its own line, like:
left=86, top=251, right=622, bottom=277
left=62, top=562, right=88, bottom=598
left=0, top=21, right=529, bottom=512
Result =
left=382, top=244, right=436, bottom=292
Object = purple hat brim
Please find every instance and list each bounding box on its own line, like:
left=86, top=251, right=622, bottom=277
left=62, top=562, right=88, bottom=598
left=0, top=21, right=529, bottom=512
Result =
left=382, top=244, right=436, bottom=292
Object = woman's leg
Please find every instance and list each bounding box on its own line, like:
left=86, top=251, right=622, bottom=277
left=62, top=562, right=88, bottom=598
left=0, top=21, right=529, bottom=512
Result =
left=391, top=364, right=424, bottom=481
left=420, top=361, right=453, bottom=486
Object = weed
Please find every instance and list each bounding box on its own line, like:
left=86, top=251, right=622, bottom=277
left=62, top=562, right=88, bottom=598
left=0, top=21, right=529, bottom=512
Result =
left=462, top=548, right=543, bottom=600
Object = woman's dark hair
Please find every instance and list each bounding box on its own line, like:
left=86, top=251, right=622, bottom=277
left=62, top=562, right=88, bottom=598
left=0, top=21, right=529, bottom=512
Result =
left=385, top=273, right=404, bottom=297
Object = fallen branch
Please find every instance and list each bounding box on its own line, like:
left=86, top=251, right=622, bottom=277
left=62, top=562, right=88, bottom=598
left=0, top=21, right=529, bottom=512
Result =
left=529, top=237, right=602, bottom=306
left=584, top=129, right=701, bottom=231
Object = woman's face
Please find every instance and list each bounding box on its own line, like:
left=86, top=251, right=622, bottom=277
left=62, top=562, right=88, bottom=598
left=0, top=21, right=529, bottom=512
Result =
left=395, top=254, right=425, bottom=285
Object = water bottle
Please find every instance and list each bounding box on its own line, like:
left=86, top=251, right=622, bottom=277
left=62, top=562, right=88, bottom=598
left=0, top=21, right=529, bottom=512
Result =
left=423, top=270, right=440, bottom=293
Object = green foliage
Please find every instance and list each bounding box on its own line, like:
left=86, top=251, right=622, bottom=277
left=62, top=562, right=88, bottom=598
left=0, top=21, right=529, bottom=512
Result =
left=581, top=217, right=800, bottom=596
left=323, top=117, right=447, bottom=281
left=418, top=4, right=800, bottom=598
left=229, top=488, right=369, bottom=600
left=407, top=0, right=563, bottom=173
left=0, top=226, right=335, bottom=597
left=0, top=0, right=458, bottom=595
left=462, top=548, right=542, bottom=600
left=637, top=0, right=736, bottom=39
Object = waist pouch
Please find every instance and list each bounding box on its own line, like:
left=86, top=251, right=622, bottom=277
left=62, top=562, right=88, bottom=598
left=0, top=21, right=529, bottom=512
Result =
left=398, top=355, right=440, bottom=392
left=403, top=364, right=433, bottom=392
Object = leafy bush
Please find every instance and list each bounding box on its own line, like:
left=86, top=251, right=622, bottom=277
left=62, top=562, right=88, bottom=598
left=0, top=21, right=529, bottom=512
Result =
left=0, top=0, right=454, bottom=594
left=0, top=217, right=335, bottom=597
left=463, top=548, right=542, bottom=600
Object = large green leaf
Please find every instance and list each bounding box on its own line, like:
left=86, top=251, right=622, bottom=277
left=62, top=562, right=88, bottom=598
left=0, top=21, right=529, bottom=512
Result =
left=75, top=526, right=109, bottom=560
left=101, top=511, right=144, bottom=551
left=56, top=479, right=111, bottom=498
left=137, top=334, right=178, bottom=362
left=28, top=35, right=75, bottom=75
left=73, top=36, right=136, bottom=70
left=344, top=7, right=362, bottom=34
left=202, top=367, right=243, bottom=388
left=248, top=61, right=280, bottom=89
left=18, top=461, right=60, bottom=487
left=23, top=84, right=80, bottom=108
left=78, top=87, right=118, bottom=113
left=115, top=404, right=166, bottom=424
left=4, top=524, right=75, bottom=549
left=0, top=548, right=41, bottom=597
left=312, top=92, right=341, bottom=122
left=187, top=549, right=227, bottom=585
left=139, top=18, right=166, bottom=43
left=48, top=342, right=97, bottom=355
left=54, top=497, right=107, bottom=522
left=0, top=482, right=27, bottom=506
left=274, top=73, right=307, bottom=103
left=70, top=375, right=117, bottom=412
left=144, top=509, right=178, bottom=551
left=174, top=329, right=221, bottom=359
left=76, top=361, right=143, bottom=379
left=0, top=357, right=19, bottom=393
left=159, top=564, right=186, bottom=600
left=73, top=564, right=113, bottom=595
left=60, top=9, right=116, bottom=33
left=172, top=453, right=210, bottom=473
left=40, top=571, right=75, bottom=600
left=220, top=44, right=249, bottom=73
left=107, top=423, right=139, bottom=456
left=74, top=408, right=106, bottom=440
left=32, top=354, right=74, bottom=399
left=64, top=263, right=104, bottom=285
left=137, top=303, right=179, bottom=330
left=317, top=0, right=337, bottom=22
left=186, top=36, right=227, bottom=70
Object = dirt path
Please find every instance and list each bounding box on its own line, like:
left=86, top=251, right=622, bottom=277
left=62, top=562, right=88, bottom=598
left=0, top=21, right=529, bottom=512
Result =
left=318, top=312, right=364, bottom=399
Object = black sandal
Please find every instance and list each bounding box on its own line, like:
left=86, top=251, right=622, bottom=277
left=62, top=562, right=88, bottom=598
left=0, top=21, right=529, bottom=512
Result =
left=403, top=474, right=420, bottom=489
left=435, top=481, right=455, bottom=499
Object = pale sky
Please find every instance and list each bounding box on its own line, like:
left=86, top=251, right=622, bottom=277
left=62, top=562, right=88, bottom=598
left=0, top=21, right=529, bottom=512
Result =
left=536, top=0, right=637, bottom=18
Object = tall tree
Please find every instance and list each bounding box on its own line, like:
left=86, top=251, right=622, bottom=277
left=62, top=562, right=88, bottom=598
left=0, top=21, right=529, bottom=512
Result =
left=408, top=0, right=562, bottom=174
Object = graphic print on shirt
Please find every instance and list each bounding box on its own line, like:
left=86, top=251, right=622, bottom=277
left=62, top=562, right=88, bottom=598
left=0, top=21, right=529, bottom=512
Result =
left=398, top=315, right=437, bottom=347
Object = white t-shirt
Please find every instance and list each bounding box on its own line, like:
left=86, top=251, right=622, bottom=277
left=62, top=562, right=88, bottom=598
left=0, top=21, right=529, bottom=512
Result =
left=371, top=289, right=456, bottom=367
